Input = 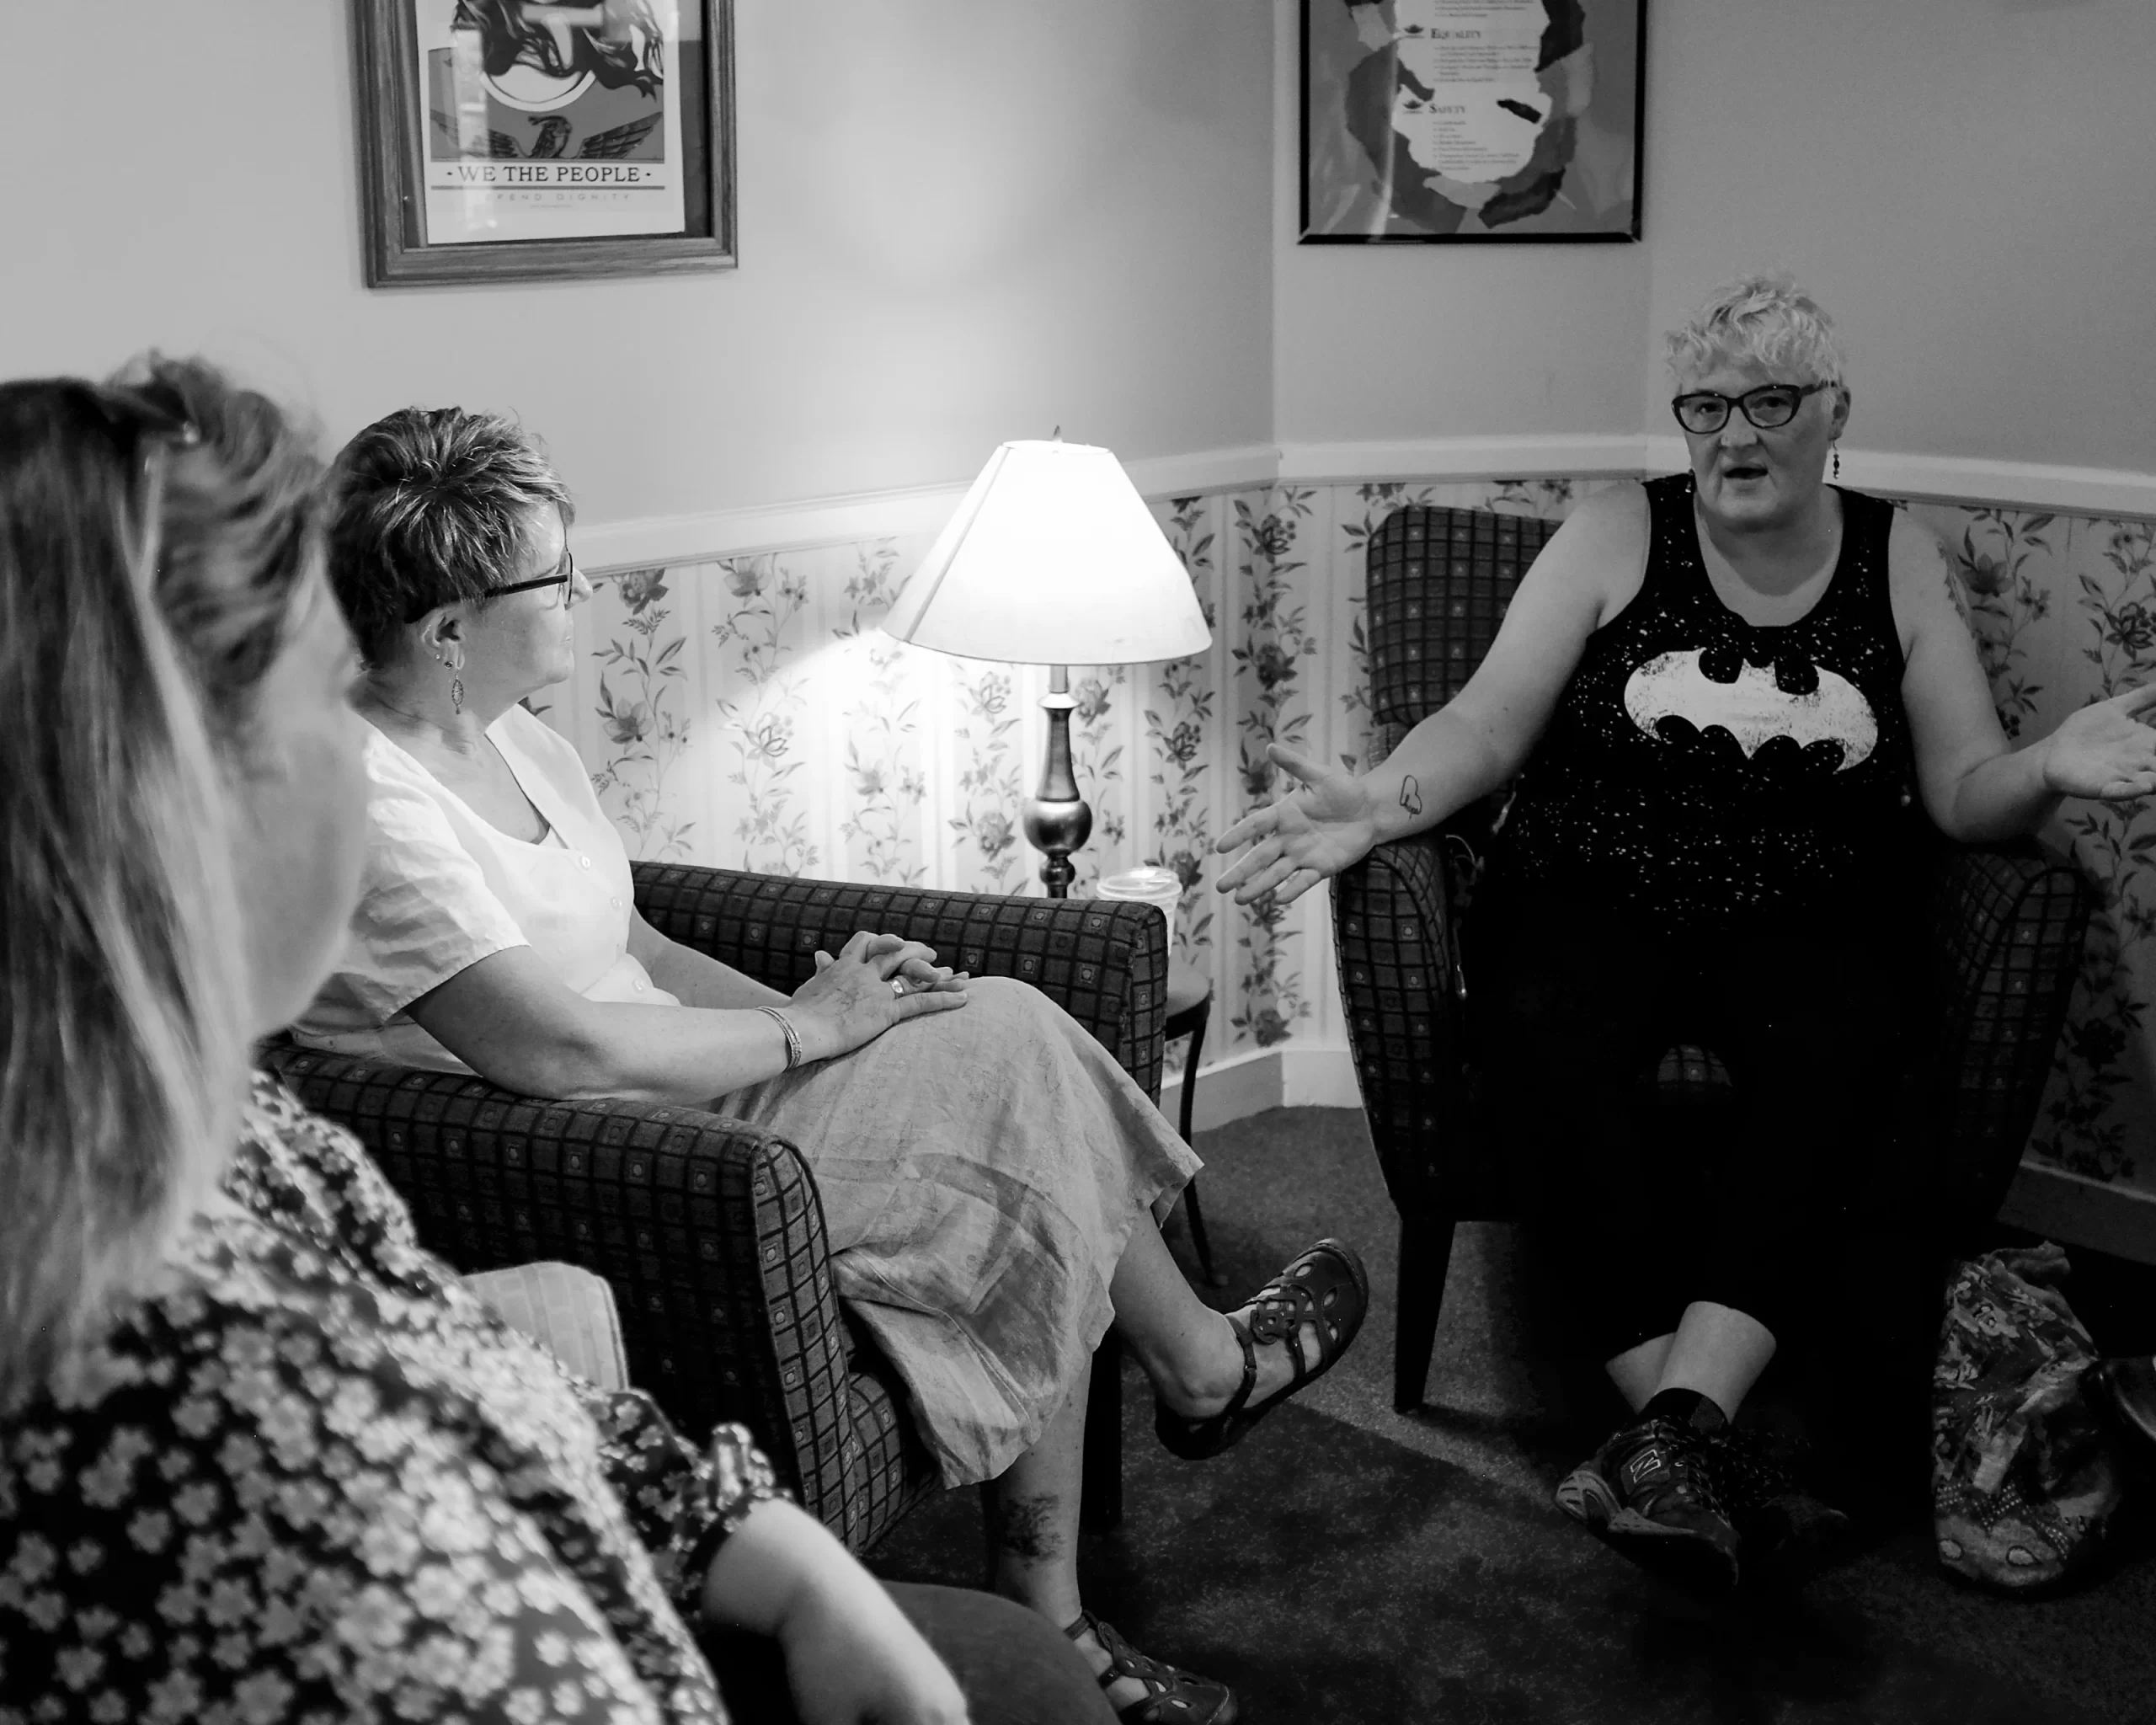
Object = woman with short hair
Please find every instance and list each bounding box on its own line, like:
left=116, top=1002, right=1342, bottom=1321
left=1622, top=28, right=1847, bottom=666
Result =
left=1217, top=274, right=2156, bottom=1590
left=300, top=403, right=1371, bottom=1723
left=0, top=356, right=1117, bottom=1723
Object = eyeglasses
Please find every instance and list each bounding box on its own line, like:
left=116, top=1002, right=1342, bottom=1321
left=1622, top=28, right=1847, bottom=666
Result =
left=491, top=546, right=577, bottom=606
left=1669, top=380, right=1830, bottom=435
left=80, top=380, right=201, bottom=595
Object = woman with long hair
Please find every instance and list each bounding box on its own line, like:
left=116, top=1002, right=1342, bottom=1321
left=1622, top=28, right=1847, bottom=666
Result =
left=0, top=357, right=1117, bottom=1723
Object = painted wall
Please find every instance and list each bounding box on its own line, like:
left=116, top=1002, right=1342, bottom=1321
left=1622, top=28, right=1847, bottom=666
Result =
left=1639, top=0, right=2156, bottom=477
left=1275, top=0, right=2156, bottom=477
left=0, top=3, right=1273, bottom=526
left=1272, top=0, right=1652, bottom=449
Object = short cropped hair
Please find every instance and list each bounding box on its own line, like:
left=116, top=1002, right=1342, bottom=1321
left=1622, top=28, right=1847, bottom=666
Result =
left=1664, top=273, right=1846, bottom=388
left=327, top=407, right=573, bottom=668
left=0, top=355, right=322, bottom=1408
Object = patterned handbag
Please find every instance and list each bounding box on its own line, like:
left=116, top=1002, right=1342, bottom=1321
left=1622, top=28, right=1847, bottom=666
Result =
left=1931, top=1242, right=2128, bottom=1591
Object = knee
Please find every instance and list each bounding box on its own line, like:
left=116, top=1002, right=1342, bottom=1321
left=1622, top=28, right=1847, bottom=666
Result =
left=967, top=974, right=1070, bottom=1033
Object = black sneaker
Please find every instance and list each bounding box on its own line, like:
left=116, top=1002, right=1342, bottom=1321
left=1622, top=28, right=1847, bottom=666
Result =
left=1704, top=1426, right=1857, bottom=1587
left=1556, top=1415, right=1742, bottom=1593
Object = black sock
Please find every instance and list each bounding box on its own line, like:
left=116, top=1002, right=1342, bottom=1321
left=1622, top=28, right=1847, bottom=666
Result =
left=1641, top=1387, right=1727, bottom=1433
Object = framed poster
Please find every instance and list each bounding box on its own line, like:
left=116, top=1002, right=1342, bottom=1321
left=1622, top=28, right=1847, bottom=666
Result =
left=354, top=0, right=735, bottom=286
left=1300, top=0, right=1644, bottom=243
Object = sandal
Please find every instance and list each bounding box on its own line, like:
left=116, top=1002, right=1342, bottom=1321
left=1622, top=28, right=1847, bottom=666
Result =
left=1154, top=1236, right=1369, bottom=1461
left=1065, top=1610, right=1238, bottom=1725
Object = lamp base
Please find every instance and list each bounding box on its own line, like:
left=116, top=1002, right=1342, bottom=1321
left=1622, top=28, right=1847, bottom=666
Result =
left=1025, top=668, right=1091, bottom=900
left=1023, top=797, right=1091, bottom=898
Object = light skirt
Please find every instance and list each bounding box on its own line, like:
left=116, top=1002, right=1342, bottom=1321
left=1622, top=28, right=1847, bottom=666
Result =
left=718, top=976, right=1200, bottom=1486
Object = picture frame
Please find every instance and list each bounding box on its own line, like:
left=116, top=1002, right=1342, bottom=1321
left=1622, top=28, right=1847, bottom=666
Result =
left=352, top=0, right=735, bottom=287
left=1299, top=0, right=1645, bottom=244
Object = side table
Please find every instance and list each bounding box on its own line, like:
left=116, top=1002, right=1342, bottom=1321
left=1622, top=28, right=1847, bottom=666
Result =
left=1165, top=958, right=1219, bottom=1285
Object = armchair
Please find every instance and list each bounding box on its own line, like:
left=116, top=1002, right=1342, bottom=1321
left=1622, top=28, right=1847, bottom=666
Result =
left=1330, top=504, right=2095, bottom=1413
left=264, top=863, right=1169, bottom=1553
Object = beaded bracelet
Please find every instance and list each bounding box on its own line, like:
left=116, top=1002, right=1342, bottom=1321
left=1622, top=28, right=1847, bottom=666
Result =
left=757, top=1005, right=803, bottom=1070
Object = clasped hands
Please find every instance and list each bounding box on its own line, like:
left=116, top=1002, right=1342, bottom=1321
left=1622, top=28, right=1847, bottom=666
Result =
left=785, top=929, right=970, bottom=1062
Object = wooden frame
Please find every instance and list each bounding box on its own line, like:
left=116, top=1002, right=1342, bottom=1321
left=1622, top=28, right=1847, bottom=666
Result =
left=1299, top=0, right=1646, bottom=244
left=353, top=0, right=735, bottom=287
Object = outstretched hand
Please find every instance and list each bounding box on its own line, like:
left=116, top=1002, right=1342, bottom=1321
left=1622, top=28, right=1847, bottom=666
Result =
left=2044, top=684, right=2156, bottom=801
left=1211, top=743, right=1378, bottom=908
left=788, top=930, right=969, bottom=1062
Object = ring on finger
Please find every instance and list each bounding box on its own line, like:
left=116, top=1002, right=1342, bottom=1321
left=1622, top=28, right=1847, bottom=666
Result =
left=890, top=977, right=909, bottom=998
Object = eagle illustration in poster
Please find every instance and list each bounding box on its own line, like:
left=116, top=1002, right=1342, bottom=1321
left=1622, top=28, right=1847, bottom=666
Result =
left=429, top=0, right=667, bottom=164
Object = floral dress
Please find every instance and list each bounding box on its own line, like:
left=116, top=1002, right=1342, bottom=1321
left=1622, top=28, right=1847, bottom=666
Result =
left=0, top=1076, right=775, bottom=1724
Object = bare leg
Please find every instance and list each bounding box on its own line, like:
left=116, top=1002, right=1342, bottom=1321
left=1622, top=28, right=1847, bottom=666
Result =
left=984, top=1379, right=1086, bottom=1628
left=983, top=1375, right=1152, bottom=1712
left=1653, top=1300, right=1775, bottom=1419
left=1109, top=1210, right=1319, bottom=1414
left=1606, top=1335, right=1673, bottom=1412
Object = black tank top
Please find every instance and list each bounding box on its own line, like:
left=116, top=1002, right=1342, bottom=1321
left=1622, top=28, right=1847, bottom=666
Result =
left=1491, top=473, right=1916, bottom=936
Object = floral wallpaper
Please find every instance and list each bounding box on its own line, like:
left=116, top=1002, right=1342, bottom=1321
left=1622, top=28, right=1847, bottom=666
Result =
left=547, top=479, right=2156, bottom=1196
left=1907, top=503, right=2156, bottom=1192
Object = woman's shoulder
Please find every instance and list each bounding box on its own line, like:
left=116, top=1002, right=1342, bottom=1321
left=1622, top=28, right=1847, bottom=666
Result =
left=1876, top=499, right=1955, bottom=591
left=494, top=702, right=584, bottom=768
left=227, top=1071, right=424, bottom=1258
left=1526, top=482, right=1652, bottom=596
left=494, top=703, right=611, bottom=824
left=1561, top=479, right=1655, bottom=538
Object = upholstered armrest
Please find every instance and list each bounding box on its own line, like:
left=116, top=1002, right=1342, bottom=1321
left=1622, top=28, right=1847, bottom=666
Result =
left=1921, top=839, right=2094, bottom=1229
left=1331, top=829, right=1497, bottom=1214
left=1364, top=720, right=1411, bottom=772
left=258, top=1044, right=928, bottom=1551
left=631, top=862, right=1168, bottom=1101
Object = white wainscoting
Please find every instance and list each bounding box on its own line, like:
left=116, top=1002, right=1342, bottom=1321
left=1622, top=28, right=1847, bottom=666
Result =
left=576, top=438, right=2156, bottom=574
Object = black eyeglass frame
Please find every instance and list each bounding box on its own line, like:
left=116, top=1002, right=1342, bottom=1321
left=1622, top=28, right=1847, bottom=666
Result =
left=488, top=546, right=578, bottom=603
left=1669, top=379, right=1833, bottom=435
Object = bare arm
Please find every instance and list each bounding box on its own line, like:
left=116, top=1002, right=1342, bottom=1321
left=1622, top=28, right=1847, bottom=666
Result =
left=1897, top=515, right=2156, bottom=841
left=702, top=1501, right=969, bottom=1725
left=1214, top=485, right=1645, bottom=905
left=625, top=909, right=787, bottom=1010
left=405, top=929, right=966, bottom=1107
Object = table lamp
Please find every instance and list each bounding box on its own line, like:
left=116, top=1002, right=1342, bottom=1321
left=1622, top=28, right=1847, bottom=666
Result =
left=880, top=438, right=1212, bottom=897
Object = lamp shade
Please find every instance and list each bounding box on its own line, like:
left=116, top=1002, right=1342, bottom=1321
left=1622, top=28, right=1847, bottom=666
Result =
left=880, top=440, right=1211, bottom=666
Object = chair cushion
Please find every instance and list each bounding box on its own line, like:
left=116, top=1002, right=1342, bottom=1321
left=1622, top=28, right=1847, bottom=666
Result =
left=462, top=1261, right=630, bottom=1391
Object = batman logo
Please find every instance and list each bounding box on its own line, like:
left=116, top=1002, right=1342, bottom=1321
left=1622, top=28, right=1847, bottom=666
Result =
left=1623, top=648, right=1877, bottom=772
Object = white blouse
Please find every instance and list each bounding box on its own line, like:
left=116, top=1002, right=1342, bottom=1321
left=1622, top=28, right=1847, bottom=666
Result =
left=294, top=705, right=679, bottom=1073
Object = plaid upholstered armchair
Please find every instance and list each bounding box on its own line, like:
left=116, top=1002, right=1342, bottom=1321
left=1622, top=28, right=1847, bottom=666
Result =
left=1331, top=505, right=2095, bottom=1413
left=264, top=863, right=1168, bottom=1552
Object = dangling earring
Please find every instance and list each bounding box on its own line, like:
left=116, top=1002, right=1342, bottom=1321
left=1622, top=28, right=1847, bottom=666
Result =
left=1832, top=442, right=1841, bottom=480
left=436, top=648, right=465, bottom=715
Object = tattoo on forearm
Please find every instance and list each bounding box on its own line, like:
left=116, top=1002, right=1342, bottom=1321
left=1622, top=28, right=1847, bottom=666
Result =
left=1399, top=775, right=1423, bottom=818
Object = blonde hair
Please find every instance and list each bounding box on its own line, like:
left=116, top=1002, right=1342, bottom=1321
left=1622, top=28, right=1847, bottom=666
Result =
left=0, top=359, right=322, bottom=1409
left=1664, top=273, right=1846, bottom=387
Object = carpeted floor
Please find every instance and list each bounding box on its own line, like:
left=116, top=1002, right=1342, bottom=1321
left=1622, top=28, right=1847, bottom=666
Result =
left=867, top=1107, right=2156, bottom=1724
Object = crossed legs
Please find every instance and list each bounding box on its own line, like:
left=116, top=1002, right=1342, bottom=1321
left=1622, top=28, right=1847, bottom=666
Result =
left=981, top=1211, right=1331, bottom=1708
left=1468, top=889, right=1912, bottom=1409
